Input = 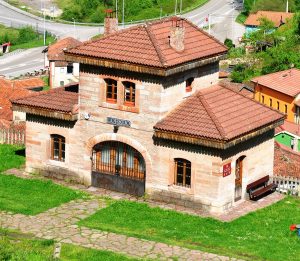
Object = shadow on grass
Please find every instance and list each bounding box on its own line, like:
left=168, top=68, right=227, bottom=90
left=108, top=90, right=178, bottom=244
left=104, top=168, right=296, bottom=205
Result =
left=15, top=148, right=25, bottom=157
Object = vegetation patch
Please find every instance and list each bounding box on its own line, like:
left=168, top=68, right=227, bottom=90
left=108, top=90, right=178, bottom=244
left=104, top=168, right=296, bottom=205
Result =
left=57, top=0, right=208, bottom=23
left=0, top=25, right=55, bottom=51
left=0, top=144, right=25, bottom=172
left=0, top=173, right=87, bottom=215
left=79, top=197, right=300, bottom=260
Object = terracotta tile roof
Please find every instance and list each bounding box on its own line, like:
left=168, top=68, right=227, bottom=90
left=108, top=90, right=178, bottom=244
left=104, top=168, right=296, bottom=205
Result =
left=244, top=11, right=294, bottom=27
left=0, top=77, right=44, bottom=90
left=219, top=79, right=254, bottom=98
left=252, top=69, right=300, bottom=97
left=48, top=37, right=82, bottom=61
left=66, top=17, right=227, bottom=68
left=12, top=84, right=79, bottom=114
left=0, top=85, right=32, bottom=121
left=275, top=120, right=300, bottom=136
left=154, top=84, right=284, bottom=141
left=274, top=141, right=300, bottom=178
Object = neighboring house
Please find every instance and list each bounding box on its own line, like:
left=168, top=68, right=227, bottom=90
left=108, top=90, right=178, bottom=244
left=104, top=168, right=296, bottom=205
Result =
left=274, top=141, right=300, bottom=179
left=252, top=68, right=300, bottom=124
left=46, top=37, right=82, bottom=88
left=0, top=77, right=44, bottom=124
left=244, top=11, right=294, bottom=35
left=12, top=17, right=284, bottom=214
left=275, top=120, right=300, bottom=152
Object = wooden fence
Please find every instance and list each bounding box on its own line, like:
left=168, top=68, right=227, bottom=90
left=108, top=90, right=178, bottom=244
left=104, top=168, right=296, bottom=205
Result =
left=0, top=125, right=25, bottom=145
left=271, top=176, right=300, bottom=196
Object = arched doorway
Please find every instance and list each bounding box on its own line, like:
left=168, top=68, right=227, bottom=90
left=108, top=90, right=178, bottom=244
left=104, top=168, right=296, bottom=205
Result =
left=91, top=141, right=146, bottom=196
left=235, top=156, right=246, bottom=201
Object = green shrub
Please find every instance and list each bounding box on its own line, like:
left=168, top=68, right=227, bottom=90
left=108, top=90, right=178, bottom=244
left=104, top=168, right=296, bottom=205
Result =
left=17, top=26, right=38, bottom=44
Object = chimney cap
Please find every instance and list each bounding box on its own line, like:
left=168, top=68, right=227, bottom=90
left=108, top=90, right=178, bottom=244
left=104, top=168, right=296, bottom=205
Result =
left=171, top=16, right=184, bottom=28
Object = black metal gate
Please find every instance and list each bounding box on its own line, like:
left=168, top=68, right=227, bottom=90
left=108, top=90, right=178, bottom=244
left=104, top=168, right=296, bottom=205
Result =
left=91, top=141, right=146, bottom=196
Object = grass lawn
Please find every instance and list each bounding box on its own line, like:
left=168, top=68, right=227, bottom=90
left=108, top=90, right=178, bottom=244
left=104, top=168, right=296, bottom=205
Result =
left=0, top=144, right=25, bottom=172
left=0, top=174, right=87, bottom=215
left=79, top=197, right=300, bottom=261
left=0, top=229, right=137, bottom=261
left=10, top=35, right=56, bottom=51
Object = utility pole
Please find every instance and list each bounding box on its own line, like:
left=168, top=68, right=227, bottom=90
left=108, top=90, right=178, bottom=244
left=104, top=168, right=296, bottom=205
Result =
left=180, top=0, right=183, bottom=15
left=208, top=14, right=211, bottom=35
left=43, top=9, right=46, bottom=46
left=116, top=0, right=118, bottom=19
left=286, top=0, right=289, bottom=13
left=174, top=0, right=177, bottom=15
left=122, top=0, right=125, bottom=28
left=72, top=18, right=76, bottom=39
left=160, top=6, right=162, bottom=19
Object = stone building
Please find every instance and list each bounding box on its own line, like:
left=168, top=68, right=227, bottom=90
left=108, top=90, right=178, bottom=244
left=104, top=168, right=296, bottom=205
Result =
left=12, top=17, right=284, bottom=213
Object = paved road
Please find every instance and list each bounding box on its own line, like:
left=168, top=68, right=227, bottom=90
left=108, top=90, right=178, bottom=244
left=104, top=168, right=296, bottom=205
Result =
left=0, top=47, right=45, bottom=78
left=0, top=0, right=244, bottom=78
left=0, top=0, right=242, bottom=41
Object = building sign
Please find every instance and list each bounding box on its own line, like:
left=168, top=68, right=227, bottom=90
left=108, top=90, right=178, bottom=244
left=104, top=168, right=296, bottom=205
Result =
left=223, top=163, right=231, bottom=177
left=107, top=117, right=131, bottom=127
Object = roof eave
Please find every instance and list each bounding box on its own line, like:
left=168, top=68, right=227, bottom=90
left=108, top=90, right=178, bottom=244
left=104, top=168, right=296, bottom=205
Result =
left=154, top=118, right=284, bottom=149
left=12, top=104, right=78, bottom=121
left=64, top=52, right=227, bottom=76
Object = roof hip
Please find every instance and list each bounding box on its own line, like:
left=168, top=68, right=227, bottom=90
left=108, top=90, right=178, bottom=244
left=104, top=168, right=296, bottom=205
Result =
left=196, top=92, right=227, bottom=140
left=144, top=25, right=167, bottom=67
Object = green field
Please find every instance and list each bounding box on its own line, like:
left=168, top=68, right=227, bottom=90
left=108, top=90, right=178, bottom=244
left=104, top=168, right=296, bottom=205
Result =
left=0, top=24, right=55, bottom=52
left=0, top=145, right=86, bottom=215
left=0, top=174, right=87, bottom=215
left=56, top=0, right=209, bottom=23
left=0, top=229, right=137, bottom=261
left=0, top=145, right=25, bottom=172
left=79, top=197, right=300, bottom=261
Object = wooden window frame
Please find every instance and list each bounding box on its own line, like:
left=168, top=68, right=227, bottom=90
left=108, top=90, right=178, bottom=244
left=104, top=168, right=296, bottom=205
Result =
left=105, top=79, right=118, bottom=104
left=269, top=98, right=272, bottom=107
left=174, top=158, right=191, bottom=188
left=285, top=104, right=288, bottom=114
left=123, top=81, right=136, bottom=107
left=51, top=134, right=65, bottom=162
left=261, top=95, right=264, bottom=104
left=186, top=77, right=194, bottom=92
left=277, top=101, right=280, bottom=110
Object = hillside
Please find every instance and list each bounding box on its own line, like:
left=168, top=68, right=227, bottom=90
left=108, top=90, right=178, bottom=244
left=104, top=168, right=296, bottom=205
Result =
left=55, top=0, right=208, bottom=23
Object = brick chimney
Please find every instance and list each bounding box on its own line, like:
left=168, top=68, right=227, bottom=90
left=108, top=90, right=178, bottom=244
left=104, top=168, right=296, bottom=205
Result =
left=104, top=9, right=118, bottom=36
left=169, top=18, right=185, bottom=52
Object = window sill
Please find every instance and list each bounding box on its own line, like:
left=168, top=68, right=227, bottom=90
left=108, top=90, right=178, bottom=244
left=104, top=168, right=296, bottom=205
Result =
left=47, top=159, right=66, bottom=167
left=168, top=184, right=192, bottom=194
left=99, top=102, right=139, bottom=113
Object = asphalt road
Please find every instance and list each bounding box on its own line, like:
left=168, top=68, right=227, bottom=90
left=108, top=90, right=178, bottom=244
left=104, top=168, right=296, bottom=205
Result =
left=0, top=0, right=244, bottom=78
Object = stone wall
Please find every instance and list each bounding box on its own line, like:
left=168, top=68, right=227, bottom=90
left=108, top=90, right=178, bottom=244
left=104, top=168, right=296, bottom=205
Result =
left=24, top=62, right=276, bottom=214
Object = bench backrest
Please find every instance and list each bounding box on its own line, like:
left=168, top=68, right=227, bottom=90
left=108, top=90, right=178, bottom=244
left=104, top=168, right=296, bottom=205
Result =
left=246, top=175, right=269, bottom=192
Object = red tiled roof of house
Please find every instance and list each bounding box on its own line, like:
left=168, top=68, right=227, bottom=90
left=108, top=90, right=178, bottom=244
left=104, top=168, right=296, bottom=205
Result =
left=275, top=120, right=300, bottom=135
left=219, top=79, right=254, bottom=99
left=12, top=84, right=79, bottom=114
left=48, top=37, right=82, bottom=61
left=244, top=11, right=294, bottom=27
left=274, top=141, right=300, bottom=178
left=66, top=17, right=227, bottom=68
left=252, top=68, right=300, bottom=97
left=0, top=77, right=44, bottom=90
left=0, top=85, right=32, bottom=121
left=154, top=84, right=284, bottom=141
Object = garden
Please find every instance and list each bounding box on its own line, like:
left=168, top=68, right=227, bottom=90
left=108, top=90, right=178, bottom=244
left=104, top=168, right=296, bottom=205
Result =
left=1, top=144, right=300, bottom=260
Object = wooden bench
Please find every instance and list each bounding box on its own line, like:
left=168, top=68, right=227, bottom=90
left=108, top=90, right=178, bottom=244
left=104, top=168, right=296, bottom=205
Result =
left=246, top=175, right=277, bottom=200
